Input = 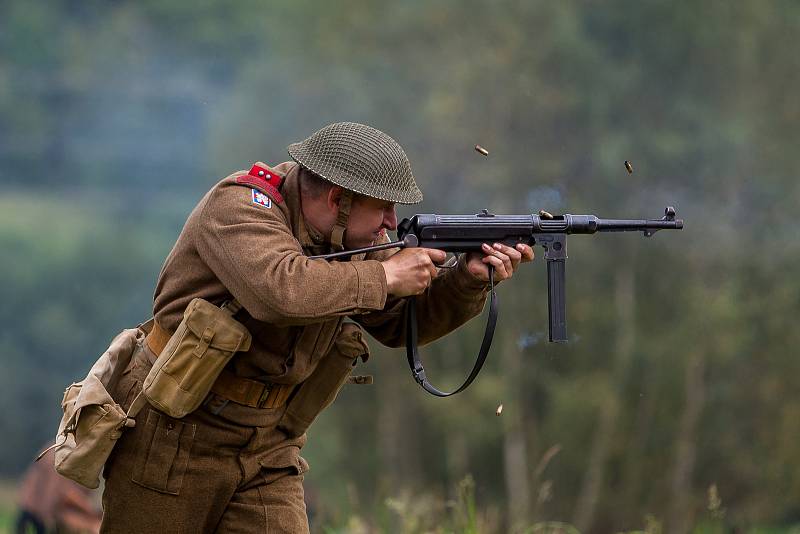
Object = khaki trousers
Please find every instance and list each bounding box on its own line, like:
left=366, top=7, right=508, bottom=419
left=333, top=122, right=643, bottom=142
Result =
left=101, top=342, right=310, bottom=533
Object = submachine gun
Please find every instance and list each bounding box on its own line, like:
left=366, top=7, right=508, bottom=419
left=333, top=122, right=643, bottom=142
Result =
left=311, top=207, right=684, bottom=397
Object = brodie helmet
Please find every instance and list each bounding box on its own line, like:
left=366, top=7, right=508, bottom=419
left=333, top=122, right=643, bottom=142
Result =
left=288, top=122, right=423, bottom=250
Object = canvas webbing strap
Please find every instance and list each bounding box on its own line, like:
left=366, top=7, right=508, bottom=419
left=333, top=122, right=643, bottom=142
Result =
left=330, top=190, right=353, bottom=252
left=143, top=300, right=292, bottom=409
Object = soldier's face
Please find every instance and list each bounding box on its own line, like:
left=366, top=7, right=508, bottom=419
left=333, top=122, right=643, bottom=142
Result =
left=345, top=195, right=398, bottom=249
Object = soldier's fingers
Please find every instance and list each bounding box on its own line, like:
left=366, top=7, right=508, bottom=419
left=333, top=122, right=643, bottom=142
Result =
left=422, top=248, right=447, bottom=264
left=484, top=244, right=513, bottom=275
left=482, top=254, right=510, bottom=280
left=414, top=249, right=436, bottom=272
left=427, top=261, right=438, bottom=280
left=418, top=251, right=438, bottom=281
left=516, top=244, right=535, bottom=263
left=419, top=280, right=430, bottom=294
left=493, top=243, right=522, bottom=269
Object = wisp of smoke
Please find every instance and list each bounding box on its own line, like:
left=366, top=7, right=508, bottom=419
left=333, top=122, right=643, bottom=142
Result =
left=525, top=186, right=565, bottom=213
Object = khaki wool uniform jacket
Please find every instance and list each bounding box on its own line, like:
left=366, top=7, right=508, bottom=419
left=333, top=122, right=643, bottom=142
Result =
left=154, top=161, right=490, bottom=389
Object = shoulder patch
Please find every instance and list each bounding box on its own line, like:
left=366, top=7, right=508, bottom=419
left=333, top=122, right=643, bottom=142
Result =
left=252, top=188, right=272, bottom=208
left=235, top=163, right=285, bottom=203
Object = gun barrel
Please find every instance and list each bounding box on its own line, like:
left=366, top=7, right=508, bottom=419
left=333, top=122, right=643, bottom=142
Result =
left=403, top=211, right=684, bottom=239
left=595, top=217, right=684, bottom=232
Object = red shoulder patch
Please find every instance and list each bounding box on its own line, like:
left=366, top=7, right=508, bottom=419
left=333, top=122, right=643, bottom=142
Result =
left=235, top=164, right=285, bottom=203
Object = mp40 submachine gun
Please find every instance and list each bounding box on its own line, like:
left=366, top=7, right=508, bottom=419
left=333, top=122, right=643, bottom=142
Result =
left=312, top=207, right=683, bottom=397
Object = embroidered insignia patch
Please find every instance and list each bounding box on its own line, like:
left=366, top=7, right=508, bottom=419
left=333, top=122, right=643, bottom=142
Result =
left=252, top=189, right=272, bottom=208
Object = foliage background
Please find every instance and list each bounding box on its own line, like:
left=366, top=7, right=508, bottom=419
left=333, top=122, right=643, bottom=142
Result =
left=1, top=1, right=799, bottom=532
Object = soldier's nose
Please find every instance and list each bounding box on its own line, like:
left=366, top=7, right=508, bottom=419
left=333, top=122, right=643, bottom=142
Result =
left=384, top=208, right=398, bottom=230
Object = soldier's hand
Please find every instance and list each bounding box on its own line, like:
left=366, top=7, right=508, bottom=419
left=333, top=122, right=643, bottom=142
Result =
left=382, top=248, right=447, bottom=297
left=465, top=243, right=534, bottom=282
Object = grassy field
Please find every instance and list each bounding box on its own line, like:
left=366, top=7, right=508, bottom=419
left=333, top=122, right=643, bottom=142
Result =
left=1, top=474, right=800, bottom=533
left=0, top=511, right=12, bottom=534
left=0, top=479, right=17, bottom=533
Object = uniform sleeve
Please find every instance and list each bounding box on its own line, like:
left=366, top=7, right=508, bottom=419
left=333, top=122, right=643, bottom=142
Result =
left=193, top=183, right=388, bottom=326
left=355, top=252, right=490, bottom=347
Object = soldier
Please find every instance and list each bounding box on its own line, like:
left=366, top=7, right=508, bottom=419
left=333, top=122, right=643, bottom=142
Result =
left=100, top=122, right=534, bottom=532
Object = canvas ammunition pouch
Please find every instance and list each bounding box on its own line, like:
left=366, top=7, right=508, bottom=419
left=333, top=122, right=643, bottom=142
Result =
left=278, top=322, right=370, bottom=438
left=142, top=297, right=252, bottom=419
left=48, top=326, right=149, bottom=489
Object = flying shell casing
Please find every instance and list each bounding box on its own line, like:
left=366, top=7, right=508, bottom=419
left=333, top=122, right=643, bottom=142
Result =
left=624, top=160, right=633, bottom=174
left=495, top=404, right=503, bottom=416
left=475, top=144, right=489, bottom=156
left=539, top=210, right=554, bottom=220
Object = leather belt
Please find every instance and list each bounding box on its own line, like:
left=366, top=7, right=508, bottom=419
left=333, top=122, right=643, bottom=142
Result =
left=144, top=319, right=171, bottom=359
left=144, top=319, right=294, bottom=409
left=212, top=369, right=295, bottom=409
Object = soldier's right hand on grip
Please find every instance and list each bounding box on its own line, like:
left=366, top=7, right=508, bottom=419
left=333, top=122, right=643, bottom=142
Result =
left=381, top=248, right=447, bottom=297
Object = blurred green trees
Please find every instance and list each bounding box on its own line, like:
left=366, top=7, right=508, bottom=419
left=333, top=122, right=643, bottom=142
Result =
left=1, top=1, right=798, bottom=532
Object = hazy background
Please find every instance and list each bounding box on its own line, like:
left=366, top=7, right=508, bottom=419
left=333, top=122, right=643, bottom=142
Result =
left=1, top=1, right=799, bottom=532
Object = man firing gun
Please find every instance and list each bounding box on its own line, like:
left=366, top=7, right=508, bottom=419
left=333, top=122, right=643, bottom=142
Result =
left=99, top=122, right=533, bottom=533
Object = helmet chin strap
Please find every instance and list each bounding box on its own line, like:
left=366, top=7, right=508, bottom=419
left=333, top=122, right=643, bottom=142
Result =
left=330, top=189, right=354, bottom=252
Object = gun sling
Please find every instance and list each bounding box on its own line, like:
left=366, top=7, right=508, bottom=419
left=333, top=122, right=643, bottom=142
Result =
left=405, top=266, right=497, bottom=397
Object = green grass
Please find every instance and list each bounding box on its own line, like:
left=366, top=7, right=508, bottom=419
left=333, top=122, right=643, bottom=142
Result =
left=0, top=507, right=15, bottom=534
left=0, top=479, right=17, bottom=534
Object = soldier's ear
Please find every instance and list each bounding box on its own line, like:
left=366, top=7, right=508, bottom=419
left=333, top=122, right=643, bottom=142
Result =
left=326, top=186, right=343, bottom=213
